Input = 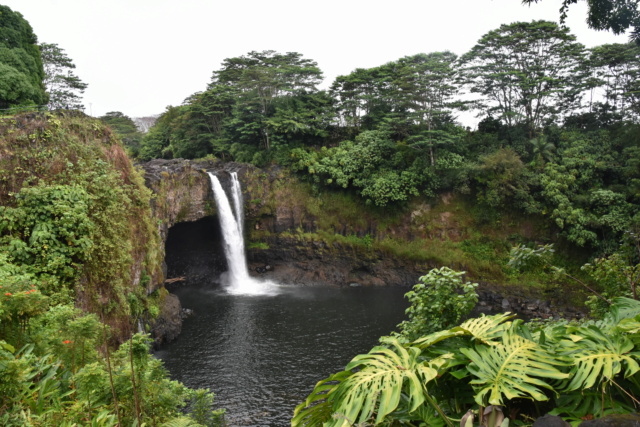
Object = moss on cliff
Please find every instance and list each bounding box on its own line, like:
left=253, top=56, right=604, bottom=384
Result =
left=0, top=111, right=163, bottom=341
left=241, top=166, right=563, bottom=287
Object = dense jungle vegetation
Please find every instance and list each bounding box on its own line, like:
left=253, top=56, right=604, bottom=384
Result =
left=129, top=15, right=640, bottom=426
left=0, top=5, right=224, bottom=426
left=2, top=0, right=640, bottom=425
left=135, top=23, right=639, bottom=233
left=134, top=20, right=640, bottom=271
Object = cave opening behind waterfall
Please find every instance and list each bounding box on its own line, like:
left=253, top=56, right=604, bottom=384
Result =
left=165, top=216, right=227, bottom=286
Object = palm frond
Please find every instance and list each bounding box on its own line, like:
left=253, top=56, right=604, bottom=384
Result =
left=461, top=324, right=569, bottom=405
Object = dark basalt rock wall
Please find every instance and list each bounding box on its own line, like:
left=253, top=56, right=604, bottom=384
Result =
left=141, top=159, right=585, bottom=344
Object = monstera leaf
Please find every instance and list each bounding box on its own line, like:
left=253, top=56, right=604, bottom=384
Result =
left=455, top=313, right=515, bottom=344
left=608, top=297, right=640, bottom=325
left=292, top=370, right=352, bottom=427
left=560, top=324, right=640, bottom=391
left=294, top=337, right=450, bottom=426
left=333, top=338, right=450, bottom=425
left=461, top=325, right=569, bottom=405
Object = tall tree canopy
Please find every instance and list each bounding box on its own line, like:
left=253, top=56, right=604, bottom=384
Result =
left=330, top=51, right=460, bottom=164
left=40, top=42, right=87, bottom=110
left=459, top=21, right=586, bottom=136
left=589, top=42, right=640, bottom=121
left=522, top=0, right=640, bottom=44
left=0, top=5, right=46, bottom=109
left=211, top=50, right=324, bottom=150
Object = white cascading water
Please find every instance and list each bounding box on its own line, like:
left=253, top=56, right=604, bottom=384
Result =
left=208, top=172, right=277, bottom=295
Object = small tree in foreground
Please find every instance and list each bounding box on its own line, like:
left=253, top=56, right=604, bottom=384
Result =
left=396, top=267, right=478, bottom=341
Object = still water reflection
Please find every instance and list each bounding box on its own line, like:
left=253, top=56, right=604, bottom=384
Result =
left=156, top=284, right=408, bottom=426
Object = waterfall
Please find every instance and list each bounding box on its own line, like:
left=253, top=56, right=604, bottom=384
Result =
left=208, top=171, right=277, bottom=295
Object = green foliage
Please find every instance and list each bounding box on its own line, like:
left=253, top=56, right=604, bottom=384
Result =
left=291, top=130, right=434, bottom=206
left=0, top=5, right=46, bottom=109
left=583, top=247, right=640, bottom=317
left=294, top=298, right=640, bottom=426
left=0, top=112, right=202, bottom=424
left=396, top=267, right=479, bottom=341
left=461, top=321, right=568, bottom=405
left=0, top=184, right=93, bottom=285
left=187, top=388, right=226, bottom=427
left=99, top=111, right=143, bottom=155
left=507, top=243, right=555, bottom=272
left=40, top=42, right=88, bottom=111
left=472, top=148, right=533, bottom=210
left=293, top=338, right=449, bottom=427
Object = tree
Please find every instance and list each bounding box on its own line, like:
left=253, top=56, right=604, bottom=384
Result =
left=0, top=5, right=46, bottom=109
left=522, top=0, right=640, bottom=44
left=330, top=52, right=461, bottom=164
left=99, top=112, right=143, bottom=155
left=459, top=21, right=587, bottom=136
left=40, top=43, right=87, bottom=110
left=330, top=66, right=390, bottom=130
left=589, top=43, right=640, bottom=121
left=529, top=135, right=555, bottom=167
left=138, top=105, right=184, bottom=160
left=212, top=50, right=323, bottom=150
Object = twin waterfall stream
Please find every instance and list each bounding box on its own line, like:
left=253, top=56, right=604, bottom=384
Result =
left=157, top=171, right=408, bottom=426
left=207, top=172, right=278, bottom=295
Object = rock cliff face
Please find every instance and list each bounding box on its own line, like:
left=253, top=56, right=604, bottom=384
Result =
left=140, top=158, right=216, bottom=245
left=141, top=159, right=586, bottom=333
left=140, top=159, right=426, bottom=288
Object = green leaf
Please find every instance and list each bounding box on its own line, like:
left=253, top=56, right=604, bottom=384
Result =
left=454, top=313, right=515, bottom=344
left=461, top=324, right=569, bottom=405
left=560, top=324, right=640, bottom=391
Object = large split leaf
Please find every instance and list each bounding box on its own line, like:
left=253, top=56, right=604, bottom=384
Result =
left=330, top=338, right=447, bottom=426
left=560, top=324, right=640, bottom=391
left=461, top=325, right=569, bottom=405
left=608, top=297, right=640, bottom=325
left=292, top=370, right=352, bottom=427
left=455, top=312, right=515, bottom=344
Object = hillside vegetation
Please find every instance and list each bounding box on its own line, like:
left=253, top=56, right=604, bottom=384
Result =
left=0, top=112, right=223, bottom=426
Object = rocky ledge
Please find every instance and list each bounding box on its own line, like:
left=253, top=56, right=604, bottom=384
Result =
left=140, top=159, right=586, bottom=344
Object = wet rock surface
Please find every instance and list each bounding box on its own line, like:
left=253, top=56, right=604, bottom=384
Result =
left=150, top=293, right=183, bottom=347
left=533, top=415, right=572, bottom=427
left=141, top=159, right=587, bottom=345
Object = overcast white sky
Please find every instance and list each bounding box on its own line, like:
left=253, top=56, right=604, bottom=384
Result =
left=2, top=0, right=628, bottom=121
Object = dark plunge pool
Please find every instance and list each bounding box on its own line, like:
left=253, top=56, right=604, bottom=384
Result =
left=155, top=283, right=408, bottom=426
